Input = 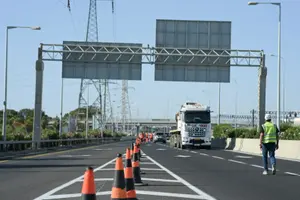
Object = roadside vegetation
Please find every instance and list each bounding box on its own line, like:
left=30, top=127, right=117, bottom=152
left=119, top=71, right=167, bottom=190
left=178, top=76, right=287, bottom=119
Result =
left=0, top=108, right=125, bottom=141
left=213, top=123, right=300, bottom=140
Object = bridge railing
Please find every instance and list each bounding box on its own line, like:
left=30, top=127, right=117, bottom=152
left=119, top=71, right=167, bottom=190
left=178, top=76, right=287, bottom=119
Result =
left=0, top=137, right=125, bottom=156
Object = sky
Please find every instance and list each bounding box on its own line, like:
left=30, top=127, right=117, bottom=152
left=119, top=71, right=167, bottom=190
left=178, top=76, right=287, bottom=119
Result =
left=0, top=0, right=299, bottom=119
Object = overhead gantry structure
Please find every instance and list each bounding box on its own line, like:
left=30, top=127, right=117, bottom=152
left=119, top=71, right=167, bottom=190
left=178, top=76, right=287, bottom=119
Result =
left=31, top=43, right=266, bottom=148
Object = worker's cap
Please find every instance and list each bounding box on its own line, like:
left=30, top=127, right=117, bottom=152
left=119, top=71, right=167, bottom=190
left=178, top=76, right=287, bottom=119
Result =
left=265, top=114, right=272, bottom=120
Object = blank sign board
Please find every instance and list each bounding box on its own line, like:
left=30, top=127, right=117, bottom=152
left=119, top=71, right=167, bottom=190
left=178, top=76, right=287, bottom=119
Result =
left=155, top=19, right=232, bottom=83
left=62, top=41, right=143, bottom=80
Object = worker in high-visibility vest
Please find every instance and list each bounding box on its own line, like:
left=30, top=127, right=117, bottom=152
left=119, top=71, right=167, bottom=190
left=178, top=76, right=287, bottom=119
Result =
left=259, top=114, right=279, bottom=175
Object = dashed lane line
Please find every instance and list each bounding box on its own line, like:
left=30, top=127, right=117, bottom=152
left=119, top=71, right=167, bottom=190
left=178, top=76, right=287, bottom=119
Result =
left=199, top=153, right=209, bottom=156
left=154, top=143, right=297, bottom=175
left=211, top=156, right=225, bottom=160
left=284, top=172, right=300, bottom=177
left=228, top=159, right=246, bottom=165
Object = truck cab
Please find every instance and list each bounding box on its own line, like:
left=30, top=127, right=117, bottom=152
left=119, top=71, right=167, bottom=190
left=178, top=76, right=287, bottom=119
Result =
left=169, top=102, right=212, bottom=149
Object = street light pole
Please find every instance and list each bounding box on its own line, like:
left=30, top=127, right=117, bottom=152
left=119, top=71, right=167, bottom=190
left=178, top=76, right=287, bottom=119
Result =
left=2, top=26, right=41, bottom=142
left=248, top=1, right=282, bottom=130
left=218, top=83, right=221, bottom=125
left=277, top=4, right=282, bottom=128
left=270, top=54, right=286, bottom=121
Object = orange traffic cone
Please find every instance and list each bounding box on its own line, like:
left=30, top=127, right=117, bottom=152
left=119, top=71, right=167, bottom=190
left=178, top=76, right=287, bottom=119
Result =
left=81, top=166, right=96, bottom=200
left=135, top=144, right=145, bottom=175
left=111, top=153, right=127, bottom=200
left=125, top=148, right=138, bottom=200
left=132, top=144, right=148, bottom=186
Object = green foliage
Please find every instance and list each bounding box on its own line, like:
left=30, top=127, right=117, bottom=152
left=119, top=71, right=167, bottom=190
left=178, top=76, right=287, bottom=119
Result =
left=0, top=108, right=124, bottom=141
left=213, top=123, right=300, bottom=140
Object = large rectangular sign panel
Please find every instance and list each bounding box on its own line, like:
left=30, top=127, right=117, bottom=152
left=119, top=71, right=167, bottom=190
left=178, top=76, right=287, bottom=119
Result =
left=155, top=19, right=232, bottom=82
left=62, top=41, right=143, bottom=80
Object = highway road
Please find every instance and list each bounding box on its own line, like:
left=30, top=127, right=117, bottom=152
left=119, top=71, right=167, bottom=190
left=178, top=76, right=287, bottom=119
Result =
left=1, top=140, right=300, bottom=200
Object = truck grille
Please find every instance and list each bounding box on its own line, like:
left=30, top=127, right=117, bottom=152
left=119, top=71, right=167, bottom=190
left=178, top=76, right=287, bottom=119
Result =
left=187, top=126, right=206, bottom=137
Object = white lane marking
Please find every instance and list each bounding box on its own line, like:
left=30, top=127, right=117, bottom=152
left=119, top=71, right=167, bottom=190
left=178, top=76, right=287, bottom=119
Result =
left=156, top=148, right=167, bottom=151
left=199, top=153, right=209, bottom=156
left=33, top=158, right=116, bottom=200
left=284, top=172, right=300, bottom=177
left=235, top=155, right=253, bottom=159
left=175, top=155, right=191, bottom=158
left=94, top=148, right=112, bottom=151
left=250, top=164, right=264, bottom=169
left=211, top=156, right=224, bottom=160
left=140, top=162, right=156, bottom=164
left=190, top=151, right=198, bottom=153
left=228, top=159, right=246, bottom=165
left=249, top=164, right=275, bottom=171
left=110, top=161, right=155, bottom=165
left=98, top=167, right=164, bottom=171
left=141, top=178, right=180, bottom=183
left=41, top=191, right=111, bottom=199
left=136, top=190, right=207, bottom=199
left=85, top=178, right=180, bottom=183
left=42, top=191, right=205, bottom=199
left=145, top=154, right=217, bottom=200
left=57, top=155, right=91, bottom=157
left=225, top=149, right=300, bottom=163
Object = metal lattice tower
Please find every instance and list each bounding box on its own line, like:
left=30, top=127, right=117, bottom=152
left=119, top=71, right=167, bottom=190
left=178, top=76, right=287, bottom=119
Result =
left=121, top=80, right=132, bottom=133
left=76, top=0, right=114, bottom=132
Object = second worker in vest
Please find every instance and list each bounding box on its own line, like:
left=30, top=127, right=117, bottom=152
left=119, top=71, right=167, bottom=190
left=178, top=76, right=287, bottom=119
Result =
left=259, top=114, right=279, bottom=175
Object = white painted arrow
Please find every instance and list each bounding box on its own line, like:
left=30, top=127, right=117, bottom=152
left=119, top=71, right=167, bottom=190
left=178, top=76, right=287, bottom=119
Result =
left=175, top=155, right=191, bottom=158
left=156, top=148, right=166, bottom=151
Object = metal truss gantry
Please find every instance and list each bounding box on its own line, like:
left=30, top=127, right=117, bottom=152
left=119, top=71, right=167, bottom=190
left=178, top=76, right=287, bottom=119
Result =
left=32, top=44, right=266, bottom=147
left=41, top=44, right=263, bottom=67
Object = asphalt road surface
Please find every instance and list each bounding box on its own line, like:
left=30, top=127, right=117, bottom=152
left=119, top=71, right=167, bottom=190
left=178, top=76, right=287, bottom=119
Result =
left=1, top=140, right=300, bottom=200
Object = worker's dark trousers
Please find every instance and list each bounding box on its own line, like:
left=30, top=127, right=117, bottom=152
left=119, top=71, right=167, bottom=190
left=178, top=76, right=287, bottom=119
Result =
left=262, top=142, right=276, bottom=170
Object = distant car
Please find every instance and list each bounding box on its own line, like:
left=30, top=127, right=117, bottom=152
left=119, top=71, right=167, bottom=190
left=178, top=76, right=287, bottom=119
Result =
left=153, top=132, right=166, bottom=143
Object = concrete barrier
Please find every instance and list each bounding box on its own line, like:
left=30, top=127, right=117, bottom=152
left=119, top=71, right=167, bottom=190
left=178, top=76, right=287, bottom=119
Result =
left=212, top=138, right=300, bottom=160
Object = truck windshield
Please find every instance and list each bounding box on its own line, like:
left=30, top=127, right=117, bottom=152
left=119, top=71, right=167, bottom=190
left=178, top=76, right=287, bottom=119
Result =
left=184, top=111, right=210, bottom=123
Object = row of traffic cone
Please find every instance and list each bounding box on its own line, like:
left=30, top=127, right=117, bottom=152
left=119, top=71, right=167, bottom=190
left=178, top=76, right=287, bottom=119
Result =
left=80, top=143, right=146, bottom=199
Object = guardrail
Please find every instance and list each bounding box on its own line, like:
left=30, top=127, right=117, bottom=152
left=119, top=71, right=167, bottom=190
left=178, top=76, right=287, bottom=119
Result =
left=0, top=137, right=122, bottom=154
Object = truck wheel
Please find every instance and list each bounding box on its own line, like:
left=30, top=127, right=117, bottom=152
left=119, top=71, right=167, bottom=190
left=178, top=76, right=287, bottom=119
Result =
left=181, top=145, right=186, bottom=149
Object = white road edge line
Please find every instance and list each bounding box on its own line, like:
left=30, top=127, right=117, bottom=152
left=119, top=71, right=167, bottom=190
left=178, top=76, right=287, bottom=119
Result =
left=228, top=159, right=246, bottom=165
left=33, top=158, right=116, bottom=200
left=42, top=190, right=206, bottom=200
left=144, top=153, right=217, bottom=200
left=212, top=156, right=224, bottom=160
left=284, top=172, right=300, bottom=176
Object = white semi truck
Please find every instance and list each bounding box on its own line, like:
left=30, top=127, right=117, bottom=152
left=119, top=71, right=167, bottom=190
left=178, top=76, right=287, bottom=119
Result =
left=169, top=102, right=212, bottom=149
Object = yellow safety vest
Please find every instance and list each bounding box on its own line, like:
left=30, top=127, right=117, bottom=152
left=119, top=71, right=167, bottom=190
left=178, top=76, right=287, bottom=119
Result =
left=262, top=122, right=277, bottom=143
